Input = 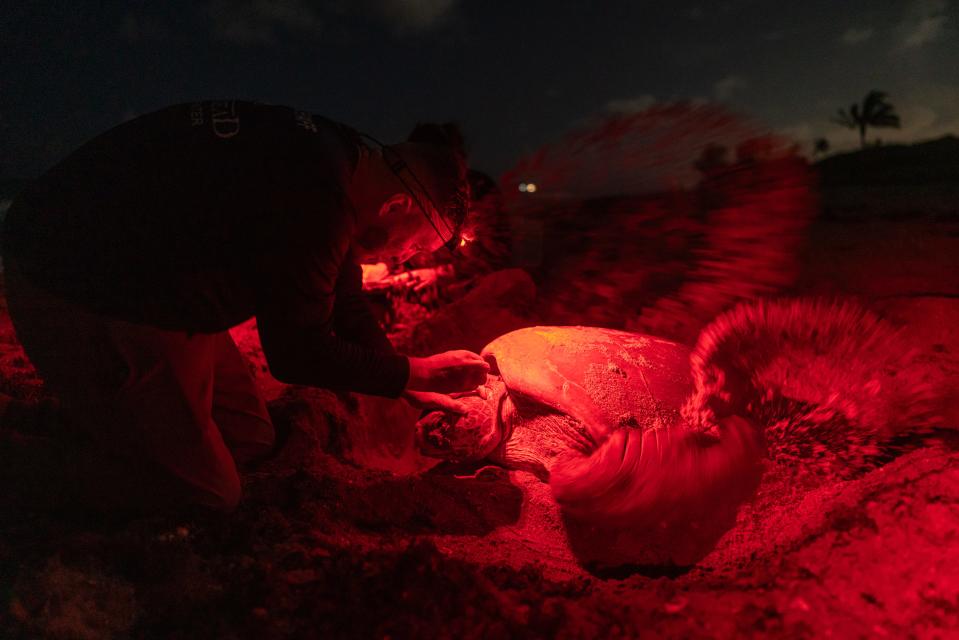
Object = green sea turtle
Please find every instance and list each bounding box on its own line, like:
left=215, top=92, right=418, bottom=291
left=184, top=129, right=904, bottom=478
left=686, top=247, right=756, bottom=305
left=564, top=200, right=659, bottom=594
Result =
left=414, top=298, right=944, bottom=568
left=416, top=325, right=765, bottom=568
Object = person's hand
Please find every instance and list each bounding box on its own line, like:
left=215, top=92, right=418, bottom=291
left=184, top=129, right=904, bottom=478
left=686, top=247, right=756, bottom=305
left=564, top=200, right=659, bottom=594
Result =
left=406, top=351, right=490, bottom=394
left=403, top=390, right=468, bottom=415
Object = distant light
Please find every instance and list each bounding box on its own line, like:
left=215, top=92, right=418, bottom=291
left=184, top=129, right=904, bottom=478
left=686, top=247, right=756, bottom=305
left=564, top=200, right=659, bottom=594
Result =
left=518, top=183, right=528, bottom=192
left=525, top=182, right=538, bottom=193
left=459, top=237, right=467, bottom=247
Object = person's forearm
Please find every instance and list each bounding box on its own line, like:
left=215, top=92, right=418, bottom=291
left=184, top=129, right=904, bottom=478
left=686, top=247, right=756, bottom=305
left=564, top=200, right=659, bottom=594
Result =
left=264, top=330, right=410, bottom=397
left=333, top=256, right=396, bottom=354
left=405, top=357, right=430, bottom=391
left=333, top=291, right=396, bottom=354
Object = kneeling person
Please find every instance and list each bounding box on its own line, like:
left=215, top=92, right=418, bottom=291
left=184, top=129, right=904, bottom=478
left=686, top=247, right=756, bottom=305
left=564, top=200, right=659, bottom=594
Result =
left=2, top=100, right=486, bottom=512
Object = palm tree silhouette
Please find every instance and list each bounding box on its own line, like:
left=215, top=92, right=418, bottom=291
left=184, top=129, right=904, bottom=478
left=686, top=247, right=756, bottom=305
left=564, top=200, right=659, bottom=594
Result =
left=833, top=91, right=901, bottom=148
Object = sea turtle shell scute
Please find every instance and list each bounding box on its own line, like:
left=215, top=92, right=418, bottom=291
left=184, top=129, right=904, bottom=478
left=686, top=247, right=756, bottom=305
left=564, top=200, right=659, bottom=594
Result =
left=481, top=326, right=693, bottom=443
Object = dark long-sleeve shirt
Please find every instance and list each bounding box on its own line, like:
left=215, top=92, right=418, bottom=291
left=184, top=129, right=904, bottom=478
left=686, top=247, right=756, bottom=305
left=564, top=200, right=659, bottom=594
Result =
left=2, top=100, right=409, bottom=397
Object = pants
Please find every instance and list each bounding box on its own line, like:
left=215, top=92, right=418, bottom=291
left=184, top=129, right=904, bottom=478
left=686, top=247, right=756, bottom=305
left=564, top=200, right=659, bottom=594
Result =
left=3, top=260, right=274, bottom=511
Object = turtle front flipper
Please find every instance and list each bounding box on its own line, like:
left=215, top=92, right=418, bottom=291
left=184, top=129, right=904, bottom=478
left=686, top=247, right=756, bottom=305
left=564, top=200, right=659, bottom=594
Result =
left=491, top=395, right=594, bottom=482
left=551, top=416, right=765, bottom=568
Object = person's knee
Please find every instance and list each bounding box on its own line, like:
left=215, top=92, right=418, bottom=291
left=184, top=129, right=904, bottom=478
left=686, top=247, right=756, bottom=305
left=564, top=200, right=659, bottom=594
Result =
left=246, top=415, right=276, bottom=451
left=216, top=413, right=276, bottom=465
left=188, top=465, right=243, bottom=512
left=214, top=488, right=242, bottom=513
left=250, top=417, right=276, bottom=455
left=197, top=473, right=243, bottom=513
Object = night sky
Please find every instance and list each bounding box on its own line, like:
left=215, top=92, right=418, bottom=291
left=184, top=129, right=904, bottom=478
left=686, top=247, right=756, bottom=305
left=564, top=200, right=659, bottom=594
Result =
left=2, top=0, right=957, bottom=182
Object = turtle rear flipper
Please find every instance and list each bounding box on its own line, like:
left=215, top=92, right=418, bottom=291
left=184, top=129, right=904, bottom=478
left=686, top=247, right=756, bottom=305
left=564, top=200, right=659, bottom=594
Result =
left=552, top=416, right=764, bottom=568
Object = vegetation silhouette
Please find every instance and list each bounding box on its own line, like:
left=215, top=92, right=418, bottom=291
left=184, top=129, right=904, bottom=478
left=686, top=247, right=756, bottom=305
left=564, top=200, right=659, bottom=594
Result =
left=833, top=90, right=901, bottom=148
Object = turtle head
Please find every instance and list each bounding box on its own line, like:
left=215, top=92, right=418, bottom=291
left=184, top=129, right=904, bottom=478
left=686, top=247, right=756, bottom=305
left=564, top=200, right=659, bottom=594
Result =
left=415, top=390, right=501, bottom=462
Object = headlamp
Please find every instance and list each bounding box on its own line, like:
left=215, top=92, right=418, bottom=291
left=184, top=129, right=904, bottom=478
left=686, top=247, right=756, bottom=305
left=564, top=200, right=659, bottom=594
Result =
left=362, top=133, right=469, bottom=254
